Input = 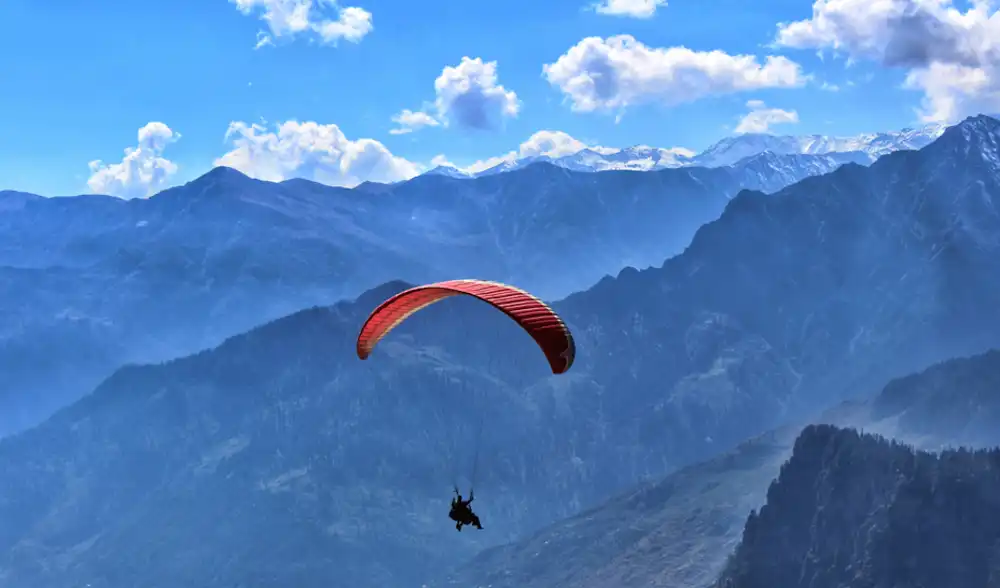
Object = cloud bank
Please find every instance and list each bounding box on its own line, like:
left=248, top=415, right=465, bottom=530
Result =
left=543, top=35, right=807, bottom=113
left=229, top=0, right=373, bottom=48
left=215, top=121, right=420, bottom=187
left=775, top=0, right=1000, bottom=121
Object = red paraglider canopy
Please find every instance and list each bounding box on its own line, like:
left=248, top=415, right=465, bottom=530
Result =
left=356, top=279, right=575, bottom=374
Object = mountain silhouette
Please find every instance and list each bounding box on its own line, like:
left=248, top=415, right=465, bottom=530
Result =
left=714, top=424, right=1000, bottom=588
left=0, top=116, right=999, bottom=586
left=441, top=348, right=1000, bottom=588
left=0, top=155, right=843, bottom=434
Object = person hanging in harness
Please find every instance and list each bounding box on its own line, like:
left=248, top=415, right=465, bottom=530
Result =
left=449, top=487, right=483, bottom=531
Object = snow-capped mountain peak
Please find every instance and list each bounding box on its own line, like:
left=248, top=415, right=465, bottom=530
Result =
left=422, top=165, right=472, bottom=179
left=552, top=145, right=694, bottom=172
left=418, top=119, right=956, bottom=180
left=692, top=122, right=947, bottom=168
left=923, top=114, right=1000, bottom=170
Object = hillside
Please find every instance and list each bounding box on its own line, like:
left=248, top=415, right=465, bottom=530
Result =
left=440, top=349, right=1000, bottom=588
left=0, top=155, right=838, bottom=434
left=0, top=281, right=572, bottom=588
left=1, top=117, right=1000, bottom=586
left=714, top=424, right=1000, bottom=588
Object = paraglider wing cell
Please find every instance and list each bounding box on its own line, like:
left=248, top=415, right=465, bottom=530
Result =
left=356, top=279, right=575, bottom=374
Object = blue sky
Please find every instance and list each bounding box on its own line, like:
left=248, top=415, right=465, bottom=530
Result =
left=0, top=0, right=996, bottom=197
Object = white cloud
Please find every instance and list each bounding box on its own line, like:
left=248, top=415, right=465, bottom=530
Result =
left=430, top=154, right=456, bottom=168
left=666, top=146, right=696, bottom=158
left=389, top=109, right=440, bottom=134
left=435, top=57, right=521, bottom=130
left=593, top=0, right=666, bottom=18
left=254, top=30, right=274, bottom=49
left=543, top=35, right=807, bottom=113
left=735, top=100, right=800, bottom=133
left=904, top=62, right=1000, bottom=122
left=459, top=130, right=590, bottom=173
left=214, top=120, right=421, bottom=187
left=774, top=0, right=1000, bottom=121
left=394, top=57, right=521, bottom=132
left=87, top=122, right=181, bottom=199
left=463, top=155, right=512, bottom=175
left=314, top=6, right=372, bottom=42
left=229, top=0, right=373, bottom=48
left=519, top=130, right=591, bottom=158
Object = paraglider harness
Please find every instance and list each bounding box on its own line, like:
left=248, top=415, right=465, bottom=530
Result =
left=449, top=486, right=483, bottom=531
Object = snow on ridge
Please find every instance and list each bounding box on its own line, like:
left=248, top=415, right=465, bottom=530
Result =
left=421, top=121, right=950, bottom=179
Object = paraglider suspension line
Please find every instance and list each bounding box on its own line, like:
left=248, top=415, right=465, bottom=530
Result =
left=469, top=411, right=485, bottom=491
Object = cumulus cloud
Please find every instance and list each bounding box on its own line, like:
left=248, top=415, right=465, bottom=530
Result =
left=774, top=0, right=1000, bottom=121
left=593, top=0, right=666, bottom=18
left=430, top=154, right=456, bottom=168
left=518, top=130, right=593, bottom=158
left=229, top=0, right=373, bottom=48
left=456, top=130, right=591, bottom=173
left=214, top=120, right=421, bottom=187
left=435, top=57, right=521, bottom=129
left=735, top=100, right=800, bottom=133
left=392, top=57, right=521, bottom=132
left=87, top=122, right=181, bottom=199
left=389, top=109, right=440, bottom=134
left=543, top=35, right=807, bottom=113
left=903, top=62, right=1000, bottom=122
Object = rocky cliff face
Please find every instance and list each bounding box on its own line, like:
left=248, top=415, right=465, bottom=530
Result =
left=714, top=424, right=1000, bottom=588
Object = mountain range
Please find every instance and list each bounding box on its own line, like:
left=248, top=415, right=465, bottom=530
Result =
left=442, top=348, right=1000, bottom=588
left=0, top=115, right=998, bottom=587
left=714, top=423, right=1000, bottom=588
left=0, top=141, right=867, bottom=435
left=427, top=122, right=946, bottom=177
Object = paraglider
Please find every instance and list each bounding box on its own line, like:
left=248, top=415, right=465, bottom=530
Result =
left=356, top=278, right=575, bottom=374
left=356, top=279, right=576, bottom=532
left=449, top=486, right=482, bottom=531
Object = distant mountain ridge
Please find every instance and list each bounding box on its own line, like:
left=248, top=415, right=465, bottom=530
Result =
left=692, top=122, right=946, bottom=167
left=0, top=150, right=854, bottom=434
left=425, top=121, right=946, bottom=177
left=0, top=116, right=998, bottom=587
